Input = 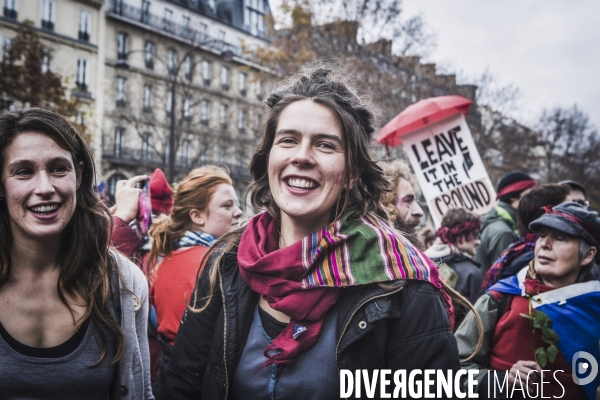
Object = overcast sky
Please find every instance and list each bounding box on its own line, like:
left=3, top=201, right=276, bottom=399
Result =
left=401, top=0, right=600, bottom=129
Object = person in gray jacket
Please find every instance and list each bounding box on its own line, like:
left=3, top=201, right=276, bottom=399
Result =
left=0, top=108, right=153, bottom=399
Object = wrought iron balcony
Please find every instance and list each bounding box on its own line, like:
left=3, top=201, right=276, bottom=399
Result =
left=3, top=7, right=17, bottom=19
left=41, top=19, right=54, bottom=31
left=102, top=143, right=252, bottom=179
left=78, top=31, right=90, bottom=42
left=107, top=1, right=240, bottom=57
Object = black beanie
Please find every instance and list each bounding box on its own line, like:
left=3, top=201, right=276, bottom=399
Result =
left=496, top=171, right=535, bottom=202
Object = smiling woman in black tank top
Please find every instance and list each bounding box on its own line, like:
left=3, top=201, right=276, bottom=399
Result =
left=0, top=108, right=153, bottom=399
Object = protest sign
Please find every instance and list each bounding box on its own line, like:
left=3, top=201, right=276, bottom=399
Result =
left=402, top=113, right=496, bottom=227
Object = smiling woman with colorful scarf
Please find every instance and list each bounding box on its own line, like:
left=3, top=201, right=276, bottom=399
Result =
left=158, top=67, right=479, bottom=400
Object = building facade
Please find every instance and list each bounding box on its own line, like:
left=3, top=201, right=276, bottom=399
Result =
left=101, top=0, right=272, bottom=197
left=1, top=0, right=106, bottom=161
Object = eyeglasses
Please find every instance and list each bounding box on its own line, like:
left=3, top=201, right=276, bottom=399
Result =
left=574, top=199, right=590, bottom=208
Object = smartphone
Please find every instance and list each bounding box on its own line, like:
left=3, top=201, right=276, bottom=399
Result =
left=136, top=180, right=152, bottom=237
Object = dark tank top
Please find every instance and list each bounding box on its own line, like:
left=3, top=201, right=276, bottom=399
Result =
left=231, top=304, right=340, bottom=400
left=0, top=319, right=115, bottom=400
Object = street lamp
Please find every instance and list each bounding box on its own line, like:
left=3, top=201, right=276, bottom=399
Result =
left=116, top=44, right=235, bottom=183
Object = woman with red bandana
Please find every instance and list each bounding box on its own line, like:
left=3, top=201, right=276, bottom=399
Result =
left=157, top=67, right=479, bottom=399
left=456, top=202, right=600, bottom=399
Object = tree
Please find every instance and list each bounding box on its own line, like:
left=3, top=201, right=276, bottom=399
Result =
left=537, top=105, right=600, bottom=208
left=107, top=47, right=258, bottom=184
left=250, top=0, right=480, bottom=162
left=459, top=70, right=544, bottom=183
left=0, top=21, right=82, bottom=127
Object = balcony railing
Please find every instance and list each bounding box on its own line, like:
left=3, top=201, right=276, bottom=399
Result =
left=78, top=31, right=90, bottom=42
left=76, top=82, right=88, bottom=92
left=108, top=1, right=240, bottom=56
left=41, top=19, right=54, bottom=31
left=3, top=7, right=17, bottom=19
left=102, top=143, right=252, bottom=179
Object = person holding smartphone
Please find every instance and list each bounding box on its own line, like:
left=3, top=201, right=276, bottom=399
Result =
left=111, top=169, right=174, bottom=275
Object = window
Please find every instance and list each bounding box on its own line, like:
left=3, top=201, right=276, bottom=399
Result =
left=182, top=15, right=190, bottom=36
left=238, top=72, right=246, bottom=96
left=41, top=0, right=55, bottom=30
left=219, top=103, right=227, bottom=126
left=237, top=109, right=245, bottom=132
left=166, top=91, right=173, bottom=114
left=220, top=66, right=229, bottom=90
left=141, top=0, right=150, bottom=23
left=208, top=0, right=214, bottom=11
left=78, top=10, right=90, bottom=42
left=244, top=0, right=265, bottom=36
left=143, top=85, right=152, bottom=112
left=163, top=8, right=172, bottom=31
left=3, top=0, right=17, bottom=19
left=255, top=80, right=262, bottom=100
left=144, top=41, right=154, bottom=69
left=200, top=100, right=209, bottom=125
left=41, top=49, right=51, bottom=73
left=142, top=132, right=151, bottom=160
left=76, top=111, right=84, bottom=126
left=183, top=98, right=190, bottom=119
left=76, top=58, right=89, bottom=92
left=254, top=113, right=262, bottom=128
left=167, top=48, right=176, bottom=72
left=117, top=32, right=128, bottom=61
left=113, top=0, right=122, bottom=14
left=108, top=173, right=127, bottom=196
left=182, top=140, right=190, bottom=167
left=217, top=30, right=225, bottom=49
left=201, top=60, right=211, bottom=85
left=184, top=55, right=193, bottom=81
left=1, top=37, right=11, bottom=61
left=114, top=128, right=124, bottom=156
left=116, top=77, right=127, bottom=107
left=199, top=23, right=207, bottom=40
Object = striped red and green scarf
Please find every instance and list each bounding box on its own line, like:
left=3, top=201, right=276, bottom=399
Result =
left=482, top=233, right=537, bottom=289
left=238, top=211, right=451, bottom=367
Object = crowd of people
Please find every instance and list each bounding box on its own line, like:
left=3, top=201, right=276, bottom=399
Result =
left=0, top=65, right=598, bottom=400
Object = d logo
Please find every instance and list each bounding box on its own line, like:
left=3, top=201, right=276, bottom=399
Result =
left=572, top=351, right=598, bottom=386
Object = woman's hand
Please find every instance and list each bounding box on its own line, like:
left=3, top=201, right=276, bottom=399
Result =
left=508, top=360, right=542, bottom=394
left=111, top=175, right=148, bottom=223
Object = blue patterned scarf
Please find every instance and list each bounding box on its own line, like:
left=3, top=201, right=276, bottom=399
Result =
left=176, top=231, right=217, bottom=249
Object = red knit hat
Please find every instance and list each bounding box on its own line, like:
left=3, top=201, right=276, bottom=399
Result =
left=149, top=169, right=174, bottom=215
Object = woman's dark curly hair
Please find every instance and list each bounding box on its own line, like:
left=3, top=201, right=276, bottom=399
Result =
left=248, top=66, right=389, bottom=222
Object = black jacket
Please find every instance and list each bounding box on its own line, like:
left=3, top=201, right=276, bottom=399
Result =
left=158, top=251, right=460, bottom=399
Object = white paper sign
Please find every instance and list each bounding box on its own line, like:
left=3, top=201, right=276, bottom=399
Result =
left=402, top=113, right=496, bottom=227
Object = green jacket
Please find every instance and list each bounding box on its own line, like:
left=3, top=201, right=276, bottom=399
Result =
left=473, top=201, right=518, bottom=273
